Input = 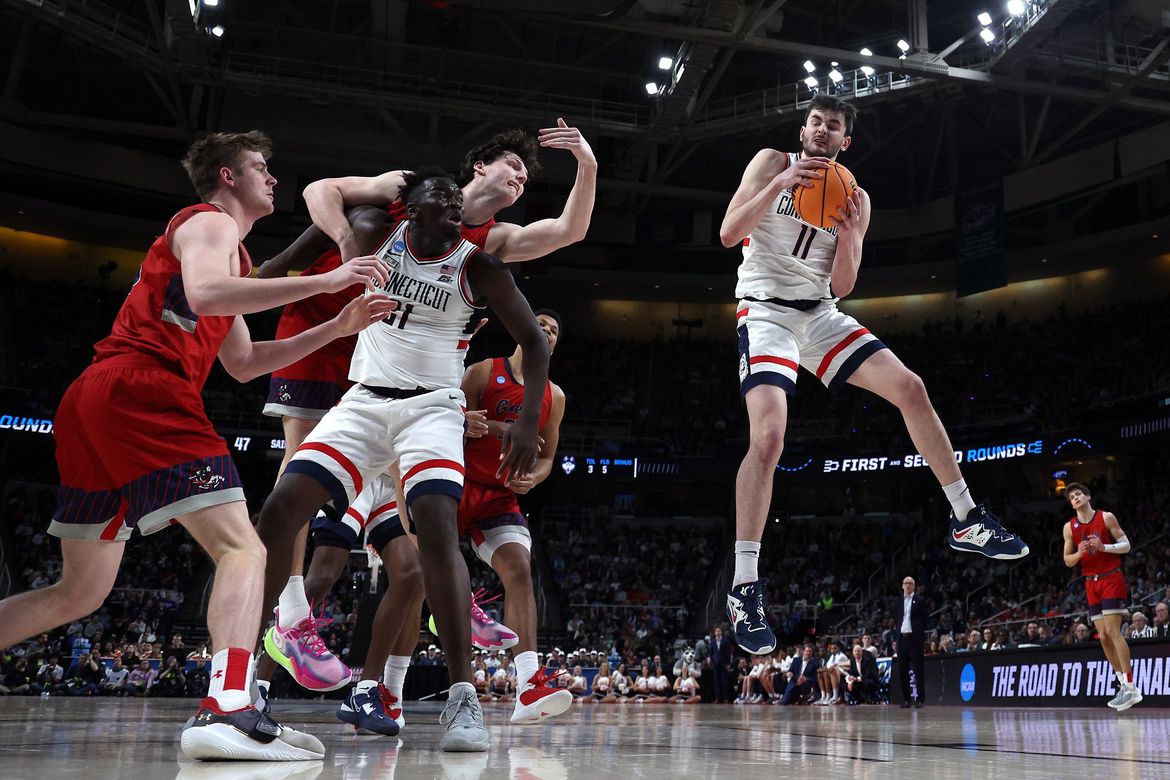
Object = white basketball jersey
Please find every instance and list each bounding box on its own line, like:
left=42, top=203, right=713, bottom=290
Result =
left=735, top=152, right=840, bottom=301
left=349, top=220, right=484, bottom=390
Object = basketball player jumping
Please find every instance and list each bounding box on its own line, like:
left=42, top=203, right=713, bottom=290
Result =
left=257, top=124, right=595, bottom=694
left=720, top=94, right=1029, bottom=654
left=0, top=132, right=395, bottom=760
left=256, top=169, right=551, bottom=752
left=1062, top=482, right=1142, bottom=711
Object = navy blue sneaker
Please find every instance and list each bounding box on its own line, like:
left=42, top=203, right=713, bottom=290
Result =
left=338, top=684, right=401, bottom=736
left=727, top=579, right=776, bottom=655
left=948, top=505, right=1029, bottom=560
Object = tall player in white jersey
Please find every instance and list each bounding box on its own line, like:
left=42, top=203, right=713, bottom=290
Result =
left=720, top=94, right=1029, bottom=655
left=256, top=169, right=550, bottom=751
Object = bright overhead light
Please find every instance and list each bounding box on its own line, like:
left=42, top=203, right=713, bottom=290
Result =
left=1006, top=0, right=1025, bottom=15
left=828, top=69, right=843, bottom=83
left=896, top=39, right=910, bottom=53
left=803, top=75, right=818, bottom=88
left=830, top=61, right=839, bottom=67
left=979, top=27, right=995, bottom=43
left=644, top=82, right=660, bottom=95
left=859, top=47, right=873, bottom=56
left=860, top=65, right=875, bottom=77
left=203, top=0, right=219, bottom=6
left=977, top=11, right=992, bottom=26
left=210, top=24, right=224, bottom=36
left=658, top=56, right=673, bottom=70
left=803, top=60, right=816, bottom=73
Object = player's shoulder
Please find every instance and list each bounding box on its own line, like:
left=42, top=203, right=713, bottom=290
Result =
left=751, top=148, right=790, bottom=170
left=549, top=380, right=566, bottom=402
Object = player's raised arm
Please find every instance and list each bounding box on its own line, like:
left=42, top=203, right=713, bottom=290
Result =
left=303, top=170, right=408, bottom=260
left=720, top=149, right=828, bottom=248
left=256, top=223, right=334, bottom=278
left=177, top=211, right=389, bottom=316
left=465, top=252, right=549, bottom=483
left=489, top=119, right=597, bottom=262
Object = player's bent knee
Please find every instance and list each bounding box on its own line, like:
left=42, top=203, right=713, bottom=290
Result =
left=897, top=371, right=930, bottom=409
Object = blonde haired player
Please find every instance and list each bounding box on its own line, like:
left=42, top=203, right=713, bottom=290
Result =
left=720, top=93, right=1029, bottom=655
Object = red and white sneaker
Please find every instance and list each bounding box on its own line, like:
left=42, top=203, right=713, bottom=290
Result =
left=510, top=668, right=573, bottom=724
left=380, top=683, right=406, bottom=730
left=470, top=589, right=518, bottom=651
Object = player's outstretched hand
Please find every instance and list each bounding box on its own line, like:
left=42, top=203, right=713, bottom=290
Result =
left=496, top=419, right=539, bottom=483
left=324, top=254, right=390, bottom=292
left=333, top=292, right=396, bottom=336
left=775, top=156, right=830, bottom=190
left=465, top=410, right=489, bottom=438
left=539, top=118, right=596, bottom=166
left=506, top=473, right=536, bottom=495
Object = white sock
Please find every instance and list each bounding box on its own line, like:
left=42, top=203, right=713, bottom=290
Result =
left=208, top=648, right=253, bottom=711
left=277, top=576, right=311, bottom=628
left=253, top=678, right=270, bottom=708
left=383, top=655, right=410, bottom=700
left=942, top=479, right=977, bottom=522
left=515, top=650, right=539, bottom=687
left=355, top=678, right=377, bottom=694
left=733, top=541, right=762, bottom=586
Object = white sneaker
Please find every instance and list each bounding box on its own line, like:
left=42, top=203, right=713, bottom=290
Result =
left=440, top=682, right=490, bottom=752
left=1114, top=686, right=1143, bottom=712
left=180, top=700, right=325, bottom=761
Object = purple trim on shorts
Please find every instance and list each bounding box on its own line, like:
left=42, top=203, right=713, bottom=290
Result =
left=284, top=459, right=351, bottom=513
left=264, top=377, right=345, bottom=416
left=476, top=512, right=528, bottom=532
left=54, top=486, right=124, bottom=528
left=827, top=340, right=887, bottom=393
left=367, top=514, right=407, bottom=552
left=122, top=454, right=243, bottom=527
left=1088, top=598, right=1127, bottom=617
left=406, top=479, right=462, bottom=507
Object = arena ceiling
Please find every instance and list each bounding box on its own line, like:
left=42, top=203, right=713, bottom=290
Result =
left=1, top=0, right=1168, bottom=291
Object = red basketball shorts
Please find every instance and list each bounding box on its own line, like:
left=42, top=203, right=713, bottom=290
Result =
left=1085, top=570, right=1128, bottom=620
left=49, top=358, right=244, bottom=542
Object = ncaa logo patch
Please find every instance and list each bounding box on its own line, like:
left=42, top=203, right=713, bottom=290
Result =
left=959, top=663, right=976, bottom=702
left=392, top=240, right=406, bottom=253
left=496, top=376, right=506, bottom=384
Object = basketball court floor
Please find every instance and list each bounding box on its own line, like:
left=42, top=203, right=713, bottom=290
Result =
left=0, top=698, right=1166, bottom=779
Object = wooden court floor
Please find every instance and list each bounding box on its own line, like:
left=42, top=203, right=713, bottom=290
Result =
left=0, top=697, right=1166, bottom=779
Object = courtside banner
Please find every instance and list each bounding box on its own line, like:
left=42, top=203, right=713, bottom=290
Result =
left=925, top=638, right=1170, bottom=706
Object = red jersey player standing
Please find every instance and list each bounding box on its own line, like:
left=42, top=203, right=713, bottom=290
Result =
left=1062, top=482, right=1142, bottom=712
left=0, top=132, right=394, bottom=760
left=459, top=309, right=571, bottom=724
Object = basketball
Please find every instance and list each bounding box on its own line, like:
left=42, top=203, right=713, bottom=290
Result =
left=794, top=161, right=858, bottom=230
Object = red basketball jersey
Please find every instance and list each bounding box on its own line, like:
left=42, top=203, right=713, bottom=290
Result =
left=464, top=357, right=553, bottom=485
left=275, top=200, right=496, bottom=339
left=92, top=204, right=249, bottom=387
left=1070, top=510, right=1121, bottom=577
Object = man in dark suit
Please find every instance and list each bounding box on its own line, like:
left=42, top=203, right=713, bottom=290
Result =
left=894, top=575, right=928, bottom=708
left=779, top=645, right=820, bottom=705
left=710, top=626, right=734, bottom=703
left=843, top=643, right=880, bottom=703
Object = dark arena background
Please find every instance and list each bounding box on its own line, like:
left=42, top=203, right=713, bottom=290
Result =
left=1, top=0, right=1169, bottom=777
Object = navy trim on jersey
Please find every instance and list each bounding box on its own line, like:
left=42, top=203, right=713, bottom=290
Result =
left=827, top=340, right=887, bottom=393
left=285, top=460, right=351, bottom=513
left=501, top=356, right=519, bottom=385
left=406, top=478, right=463, bottom=506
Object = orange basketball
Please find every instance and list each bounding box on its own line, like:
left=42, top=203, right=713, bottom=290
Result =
left=794, top=161, right=858, bottom=230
